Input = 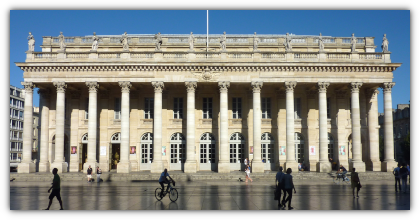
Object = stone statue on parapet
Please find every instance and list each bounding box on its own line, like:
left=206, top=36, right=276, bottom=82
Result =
left=351, top=33, right=357, bottom=53
left=284, top=33, right=292, bottom=51
left=188, top=32, right=194, bottom=51
left=27, top=32, right=35, bottom=52
left=318, top=33, right=324, bottom=52
left=220, top=31, right=227, bottom=51
left=253, top=32, right=260, bottom=51
left=58, top=32, right=66, bottom=52
left=120, top=32, right=129, bottom=51
left=382, top=34, right=389, bottom=53
left=92, top=32, right=99, bottom=51
left=155, top=32, right=162, bottom=51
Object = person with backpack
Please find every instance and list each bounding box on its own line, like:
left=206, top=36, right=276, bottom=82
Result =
left=393, top=164, right=401, bottom=192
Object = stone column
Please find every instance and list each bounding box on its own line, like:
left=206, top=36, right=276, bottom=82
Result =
left=84, top=82, right=99, bottom=173
left=381, top=82, right=397, bottom=171
left=317, top=82, right=332, bottom=172
left=51, top=81, right=68, bottom=173
left=69, top=91, right=80, bottom=173
left=18, top=82, right=36, bottom=173
left=218, top=81, right=230, bottom=173
left=117, top=81, right=131, bottom=173
left=284, top=81, right=298, bottom=172
left=184, top=81, right=197, bottom=173
left=38, top=89, right=50, bottom=173
left=251, top=81, right=264, bottom=173
left=350, top=82, right=366, bottom=172
left=366, top=88, right=381, bottom=171
left=151, top=81, right=164, bottom=173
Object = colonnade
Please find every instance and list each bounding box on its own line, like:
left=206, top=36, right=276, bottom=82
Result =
left=18, top=81, right=397, bottom=173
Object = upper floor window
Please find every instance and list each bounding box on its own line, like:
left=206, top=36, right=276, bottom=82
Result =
left=203, top=98, right=213, bottom=119
left=173, top=98, right=183, bottom=119
left=145, top=98, right=154, bottom=119
left=232, top=98, right=242, bottom=119
left=327, top=97, right=331, bottom=119
left=294, top=98, right=301, bottom=119
left=262, top=98, right=271, bottom=119
left=114, top=98, right=121, bottom=119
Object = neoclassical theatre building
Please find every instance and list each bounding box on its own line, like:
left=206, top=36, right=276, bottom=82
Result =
left=16, top=32, right=401, bottom=174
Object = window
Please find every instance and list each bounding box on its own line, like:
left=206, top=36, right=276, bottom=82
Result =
left=232, top=98, right=242, bottom=119
left=173, top=98, right=183, bottom=119
left=327, top=98, right=331, bottom=118
left=144, top=98, right=154, bottom=119
left=85, top=98, right=89, bottom=119
left=203, top=98, right=212, bottom=119
left=294, top=98, right=301, bottom=119
left=262, top=98, right=271, bottom=119
left=114, top=98, right=121, bottom=119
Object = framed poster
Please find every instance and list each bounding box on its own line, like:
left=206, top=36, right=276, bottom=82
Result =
left=130, top=146, right=136, bottom=155
left=100, top=146, right=107, bottom=156
left=162, top=146, right=166, bottom=156
left=71, top=146, right=77, bottom=154
left=280, top=146, right=286, bottom=155
left=340, top=146, right=346, bottom=155
left=309, top=146, right=316, bottom=155
left=250, top=146, right=253, bottom=154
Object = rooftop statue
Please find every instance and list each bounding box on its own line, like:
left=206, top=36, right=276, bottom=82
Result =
left=188, top=32, right=194, bottom=51
left=284, top=33, right=292, bottom=51
left=253, top=32, right=260, bottom=51
left=155, top=32, right=162, bottom=51
left=58, top=32, right=66, bottom=52
left=220, top=32, right=226, bottom=51
left=351, top=33, right=357, bottom=53
left=382, top=34, right=389, bottom=53
left=27, top=32, right=35, bottom=52
left=318, top=33, right=324, bottom=52
left=120, top=32, right=129, bottom=51
left=92, top=32, right=99, bottom=51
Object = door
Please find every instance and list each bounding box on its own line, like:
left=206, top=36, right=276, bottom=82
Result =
left=170, top=143, right=185, bottom=171
left=140, top=143, right=153, bottom=170
left=230, top=143, right=244, bottom=170
left=111, top=144, right=120, bottom=170
left=199, top=143, right=215, bottom=170
left=261, top=143, right=273, bottom=170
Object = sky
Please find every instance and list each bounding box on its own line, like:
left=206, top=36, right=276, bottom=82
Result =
left=8, top=10, right=410, bottom=113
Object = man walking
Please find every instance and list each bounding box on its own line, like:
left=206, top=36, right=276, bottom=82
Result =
left=45, top=168, right=64, bottom=210
left=87, top=165, right=93, bottom=182
left=393, top=164, right=401, bottom=192
left=400, top=164, right=409, bottom=193
left=275, top=167, right=285, bottom=207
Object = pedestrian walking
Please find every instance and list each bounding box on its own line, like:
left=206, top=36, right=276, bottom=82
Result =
left=400, top=164, right=409, bottom=193
left=245, top=165, right=253, bottom=183
left=275, top=167, right=285, bottom=207
left=44, top=168, right=63, bottom=210
left=351, top=168, right=361, bottom=198
left=87, top=165, right=93, bottom=182
left=281, top=168, right=296, bottom=210
left=393, top=164, right=401, bottom=192
left=96, top=166, right=102, bottom=182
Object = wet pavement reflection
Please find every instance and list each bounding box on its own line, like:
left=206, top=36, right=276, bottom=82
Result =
left=10, top=179, right=410, bottom=210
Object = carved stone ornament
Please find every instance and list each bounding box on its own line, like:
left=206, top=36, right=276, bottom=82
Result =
left=382, top=34, right=389, bottom=53
left=151, top=81, right=164, bottom=93
left=119, top=81, right=132, bottom=93
left=351, top=33, right=357, bottom=53
left=185, top=81, right=197, bottom=93
left=220, top=32, right=227, bottom=51
left=253, top=32, right=260, bottom=51
left=21, top=82, right=35, bottom=93
left=350, top=82, right=363, bottom=93
left=318, top=33, right=324, bottom=52
left=284, top=33, right=292, bottom=52
left=218, top=81, right=230, bottom=93
left=27, top=32, right=35, bottom=52
left=120, top=32, right=129, bottom=51
left=191, top=67, right=222, bottom=81
left=92, top=32, right=99, bottom=51
left=86, top=81, right=99, bottom=92
left=188, top=32, right=194, bottom=51
left=381, top=82, right=395, bottom=92
left=335, top=89, right=347, bottom=99
left=285, top=81, right=297, bottom=92
left=58, top=32, right=66, bottom=52
left=155, top=32, right=162, bottom=51
left=53, top=81, right=67, bottom=93
left=306, top=89, right=317, bottom=99
left=317, top=82, right=330, bottom=93
left=38, top=89, right=50, bottom=99
left=251, top=81, right=263, bottom=93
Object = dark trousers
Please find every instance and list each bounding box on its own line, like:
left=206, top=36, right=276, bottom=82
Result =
left=282, top=188, right=293, bottom=207
left=395, top=177, right=401, bottom=191
left=276, top=185, right=282, bottom=204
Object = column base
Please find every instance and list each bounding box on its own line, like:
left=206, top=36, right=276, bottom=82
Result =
left=83, top=162, right=97, bottom=174
left=151, top=161, right=164, bottom=173
left=308, top=161, right=318, bottom=171
left=50, top=162, right=68, bottom=173
left=117, top=162, right=131, bottom=173
left=217, top=162, right=230, bottom=173
left=316, top=161, right=332, bottom=173
left=184, top=162, right=197, bottom=173
left=251, top=161, right=264, bottom=173
left=350, top=161, right=366, bottom=172
left=38, top=162, right=50, bottom=173
left=381, top=161, right=397, bottom=172
left=17, top=162, right=36, bottom=173
left=69, top=161, right=80, bottom=172
left=284, top=161, right=299, bottom=173
left=99, top=162, right=109, bottom=172
left=366, top=161, right=381, bottom=171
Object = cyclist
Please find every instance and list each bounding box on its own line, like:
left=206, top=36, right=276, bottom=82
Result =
left=158, top=168, right=175, bottom=195
left=336, top=165, right=348, bottom=181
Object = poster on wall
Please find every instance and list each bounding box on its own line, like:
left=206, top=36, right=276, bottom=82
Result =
left=100, top=146, right=106, bottom=156
left=250, top=146, right=253, bottom=154
left=130, top=146, right=136, bottom=155
left=162, top=146, right=166, bottom=156
left=280, top=146, right=286, bottom=155
left=71, top=146, right=77, bottom=154
left=309, top=146, right=316, bottom=155
left=340, top=146, right=346, bottom=155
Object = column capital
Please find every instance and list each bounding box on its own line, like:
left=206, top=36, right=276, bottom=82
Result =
left=119, top=81, right=132, bottom=93
left=350, top=82, right=363, bottom=93
left=218, top=81, right=230, bottom=93
left=335, top=89, right=348, bottom=99
left=251, top=81, right=263, bottom=93
left=285, top=81, right=297, bottom=92
left=381, top=82, right=395, bottom=92
left=53, top=81, right=67, bottom=93
left=86, top=81, right=99, bottom=93
left=21, top=82, right=36, bottom=93
left=151, top=81, right=164, bottom=93
left=185, top=81, right=197, bottom=93
left=317, top=82, right=330, bottom=93
left=37, top=89, right=50, bottom=99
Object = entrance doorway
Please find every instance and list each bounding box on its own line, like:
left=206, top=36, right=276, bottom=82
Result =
left=295, top=132, right=305, bottom=164
left=140, top=132, right=153, bottom=170
left=229, top=132, right=245, bottom=171
left=80, top=133, right=88, bottom=171
left=110, top=132, right=121, bottom=170
left=170, top=133, right=185, bottom=171
left=261, top=132, right=275, bottom=170
left=199, top=133, right=216, bottom=171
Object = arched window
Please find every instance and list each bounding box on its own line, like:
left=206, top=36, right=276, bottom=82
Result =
left=81, top=133, right=88, bottom=144
left=111, top=132, right=121, bottom=143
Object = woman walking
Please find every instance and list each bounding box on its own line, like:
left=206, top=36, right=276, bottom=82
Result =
left=281, top=168, right=296, bottom=210
left=96, top=166, right=102, bottom=182
left=245, top=165, right=253, bottom=183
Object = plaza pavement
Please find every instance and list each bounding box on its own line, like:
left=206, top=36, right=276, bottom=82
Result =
left=10, top=178, right=409, bottom=210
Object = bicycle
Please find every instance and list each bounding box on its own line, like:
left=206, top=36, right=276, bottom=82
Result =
left=333, top=173, right=350, bottom=184
left=155, top=180, right=178, bottom=202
